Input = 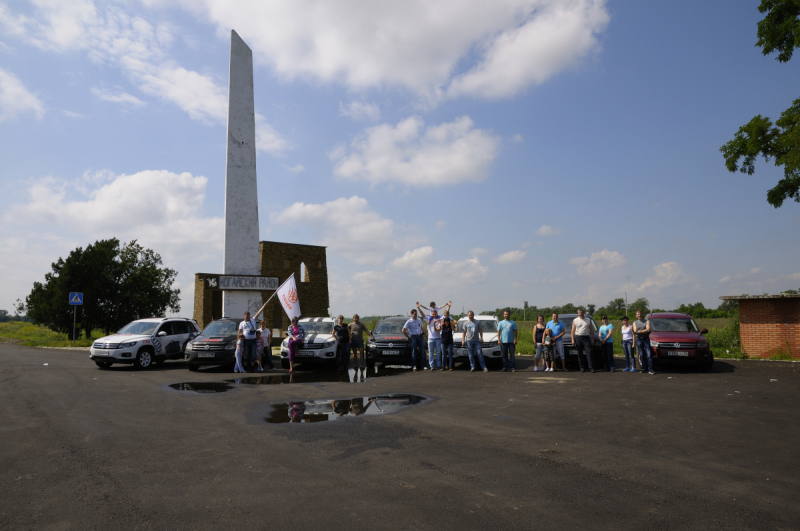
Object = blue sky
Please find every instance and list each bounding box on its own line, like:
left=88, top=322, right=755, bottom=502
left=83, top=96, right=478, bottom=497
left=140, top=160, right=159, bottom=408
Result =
left=1, top=0, right=798, bottom=318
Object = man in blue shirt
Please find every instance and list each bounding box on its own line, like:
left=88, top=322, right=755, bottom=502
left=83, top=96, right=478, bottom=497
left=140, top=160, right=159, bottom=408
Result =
left=402, top=309, right=426, bottom=371
left=497, top=310, right=518, bottom=372
left=546, top=313, right=568, bottom=372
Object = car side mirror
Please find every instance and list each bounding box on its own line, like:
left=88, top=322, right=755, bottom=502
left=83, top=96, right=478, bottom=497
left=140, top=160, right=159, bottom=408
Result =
left=158, top=331, right=167, bottom=337
left=700, top=328, right=708, bottom=335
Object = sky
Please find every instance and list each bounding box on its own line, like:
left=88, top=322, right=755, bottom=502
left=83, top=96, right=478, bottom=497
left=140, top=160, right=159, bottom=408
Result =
left=1, top=0, right=799, bottom=319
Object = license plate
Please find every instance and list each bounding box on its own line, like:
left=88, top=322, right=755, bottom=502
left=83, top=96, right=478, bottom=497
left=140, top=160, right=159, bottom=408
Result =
left=93, top=351, right=106, bottom=356
left=383, top=350, right=400, bottom=355
left=297, top=350, right=315, bottom=357
left=459, top=349, right=469, bottom=356
left=569, top=349, right=578, bottom=356
left=197, top=352, right=215, bottom=358
left=668, top=351, right=689, bottom=357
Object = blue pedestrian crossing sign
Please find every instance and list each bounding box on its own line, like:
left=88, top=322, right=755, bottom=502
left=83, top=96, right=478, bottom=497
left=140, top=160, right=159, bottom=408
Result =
left=69, top=292, right=83, bottom=305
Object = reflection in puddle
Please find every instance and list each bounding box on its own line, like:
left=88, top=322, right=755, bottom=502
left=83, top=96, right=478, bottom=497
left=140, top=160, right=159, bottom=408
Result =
left=168, top=382, right=234, bottom=393
left=225, top=366, right=403, bottom=385
left=266, top=394, right=427, bottom=424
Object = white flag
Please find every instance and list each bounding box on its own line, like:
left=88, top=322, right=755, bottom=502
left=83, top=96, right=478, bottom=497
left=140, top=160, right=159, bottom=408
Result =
left=277, top=273, right=301, bottom=320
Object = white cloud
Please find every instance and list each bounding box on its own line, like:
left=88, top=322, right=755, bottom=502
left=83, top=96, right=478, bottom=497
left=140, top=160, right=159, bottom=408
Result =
left=471, top=247, right=489, bottom=257
left=390, top=247, right=435, bottom=270
left=535, top=224, right=563, bottom=236
left=495, top=250, right=526, bottom=264
left=91, top=86, right=146, bottom=106
left=637, top=262, right=687, bottom=291
left=719, top=276, right=731, bottom=283
left=2, top=2, right=288, bottom=153
left=435, top=220, right=447, bottom=230
left=572, top=249, right=626, bottom=275
left=282, top=164, right=305, bottom=173
left=332, top=115, right=499, bottom=187
left=0, top=67, right=45, bottom=123
left=422, top=256, right=490, bottom=288
left=270, top=196, right=399, bottom=265
left=750, top=267, right=762, bottom=274
left=7, top=169, right=223, bottom=263
left=339, top=101, right=380, bottom=121
left=62, top=110, right=85, bottom=118
left=512, top=134, right=524, bottom=143
left=162, top=0, right=608, bottom=100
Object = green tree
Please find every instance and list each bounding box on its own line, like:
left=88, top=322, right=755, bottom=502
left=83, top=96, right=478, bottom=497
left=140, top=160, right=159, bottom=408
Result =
left=720, top=0, right=800, bottom=207
left=628, top=297, right=650, bottom=315
left=23, top=239, right=180, bottom=337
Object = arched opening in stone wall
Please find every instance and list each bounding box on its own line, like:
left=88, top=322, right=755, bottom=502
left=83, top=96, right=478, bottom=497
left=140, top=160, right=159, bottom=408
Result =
left=300, top=262, right=310, bottom=282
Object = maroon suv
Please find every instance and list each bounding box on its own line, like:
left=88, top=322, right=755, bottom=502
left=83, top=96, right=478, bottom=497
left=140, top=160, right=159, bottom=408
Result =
left=645, top=313, right=713, bottom=371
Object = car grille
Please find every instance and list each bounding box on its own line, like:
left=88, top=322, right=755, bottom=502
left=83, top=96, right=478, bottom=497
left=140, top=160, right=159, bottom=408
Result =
left=92, top=342, right=119, bottom=349
left=655, top=342, right=697, bottom=349
left=300, top=343, right=325, bottom=350
left=193, top=343, right=227, bottom=351
left=374, top=342, right=407, bottom=348
left=455, top=342, right=497, bottom=349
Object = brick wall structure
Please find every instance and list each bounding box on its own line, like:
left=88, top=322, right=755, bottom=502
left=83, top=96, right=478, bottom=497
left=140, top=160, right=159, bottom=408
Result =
left=722, top=295, right=800, bottom=359
left=193, top=241, right=329, bottom=336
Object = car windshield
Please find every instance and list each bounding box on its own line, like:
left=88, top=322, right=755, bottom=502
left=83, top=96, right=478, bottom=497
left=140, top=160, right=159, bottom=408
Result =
left=202, top=321, right=238, bottom=336
left=650, top=318, right=699, bottom=333
left=118, top=321, right=159, bottom=335
left=301, top=322, right=335, bottom=334
left=458, top=319, right=498, bottom=332
left=375, top=321, right=405, bottom=334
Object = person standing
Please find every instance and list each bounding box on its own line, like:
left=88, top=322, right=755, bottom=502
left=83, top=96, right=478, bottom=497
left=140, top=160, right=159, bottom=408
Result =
left=543, top=328, right=555, bottom=371
left=234, top=330, right=245, bottom=373
left=402, top=309, right=426, bottom=371
left=286, top=317, right=305, bottom=373
left=620, top=315, right=636, bottom=372
left=348, top=314, right=375, bottom=370
left=633, top=310, right=654, bottom=374
left=598, top=315, right=616, bottom=372
left=440, top=310, right=458, bottom=371
left=239, top=311, right=258, bottom=372
left=571, top=308, right=597, bottom=373
left=463, top=311, right=487, bottom=372
left=258, top=320, right=275, bottom=371
left=546, top=313, right=568, bottom=372
left=417, top=305, right=444, bottom=370
left=498, top=310, right=518, bottom=372
left=333, top=315, right=351, bottom=370
left=532, top=315, right=546, bottom=371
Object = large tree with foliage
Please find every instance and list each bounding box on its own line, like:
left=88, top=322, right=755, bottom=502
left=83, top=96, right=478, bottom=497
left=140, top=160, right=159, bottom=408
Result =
left=720, top=0, right=800, bottom=207
left=23, top=239, right=180, bottom=337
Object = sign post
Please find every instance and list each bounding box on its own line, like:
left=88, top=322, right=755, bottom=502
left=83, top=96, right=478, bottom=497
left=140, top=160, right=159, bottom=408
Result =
left=69, top=293, right=83, bottom=347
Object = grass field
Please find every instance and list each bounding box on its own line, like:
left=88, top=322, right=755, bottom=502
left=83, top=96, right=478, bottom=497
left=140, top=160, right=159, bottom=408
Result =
left=0, top=322, right=104, bottom=348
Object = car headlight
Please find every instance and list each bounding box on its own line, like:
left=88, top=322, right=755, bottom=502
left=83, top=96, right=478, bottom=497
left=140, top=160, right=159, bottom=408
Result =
left=367, top=341, right=376, bottom=348
left=119, top=341, right=137, bottom=348
left=697, top=339, right=709, bottom=348
left=324, top=339, right=336, bottom=348
left=650, top=341, right=659, bottom=348
left=185, top=342, right=193, bottom=352
left=225, top=341, right=236, bottom=351
left=282, top=339, right=288, bottom=348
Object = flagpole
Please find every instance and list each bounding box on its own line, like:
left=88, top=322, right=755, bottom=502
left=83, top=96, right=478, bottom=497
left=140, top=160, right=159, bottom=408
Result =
left=254, top=274, right=295, bottom=320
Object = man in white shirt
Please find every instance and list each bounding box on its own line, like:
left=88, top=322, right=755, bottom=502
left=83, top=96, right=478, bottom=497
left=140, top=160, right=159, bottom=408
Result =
left=402, top=309, right=426, bottom=371
left=571, top=308, right=597, bottom=373
left=417, top=305, right=444, bottom=370
left=239, top=311, right=258, bottom=372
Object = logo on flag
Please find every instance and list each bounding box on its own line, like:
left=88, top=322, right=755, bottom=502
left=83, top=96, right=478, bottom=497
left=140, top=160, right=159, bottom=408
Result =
left=276, top=274, right=301, bottom=320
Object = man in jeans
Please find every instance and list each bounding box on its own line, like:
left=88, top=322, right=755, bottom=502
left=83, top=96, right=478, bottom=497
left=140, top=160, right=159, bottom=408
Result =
left=633, top=310, right=655, bottom=374
left=571, top=308, right=597, bottom=373
left=497, top=310, right=518, bottom=372
left=238, top=311, right=258, bottom=372
left=333, top=315, right=350, bottom=370
left=546, top=313, right=568, bottom=372
left=402, top=309, right=426, bottom=371
left=417, top=305, right=444, bottom=370
left=463, top=311, right=488, bottom=372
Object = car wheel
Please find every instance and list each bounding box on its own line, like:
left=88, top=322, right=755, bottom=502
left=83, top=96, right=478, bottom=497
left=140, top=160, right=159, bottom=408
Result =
left=134, top=348, right=153, bottom=369
left=281, top=359, right=290, bottom=370
left=699, top=353, right=714, bottom=372
left=94, top=361, right=112, bottom=369
left=187, top=363, right=199, bottom=372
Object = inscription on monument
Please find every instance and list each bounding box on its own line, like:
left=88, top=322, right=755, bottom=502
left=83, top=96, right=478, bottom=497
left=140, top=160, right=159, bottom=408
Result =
left=205, top=275, right=278, bottom=291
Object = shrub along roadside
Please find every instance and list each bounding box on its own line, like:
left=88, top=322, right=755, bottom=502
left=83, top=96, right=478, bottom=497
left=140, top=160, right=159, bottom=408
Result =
left=0, top=322, right=105, bottom=348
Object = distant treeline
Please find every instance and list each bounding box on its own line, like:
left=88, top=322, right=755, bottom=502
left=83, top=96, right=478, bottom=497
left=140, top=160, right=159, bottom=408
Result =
left=0, top=310, right=32, bottom=323
left=481, top=298, right=740, bottom=322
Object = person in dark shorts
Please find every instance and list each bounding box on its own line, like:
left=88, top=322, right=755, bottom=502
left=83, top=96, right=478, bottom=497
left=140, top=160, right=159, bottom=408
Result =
left=333, top=315, right=350, bottom=370
left=347, top=314, right=375, bottom=370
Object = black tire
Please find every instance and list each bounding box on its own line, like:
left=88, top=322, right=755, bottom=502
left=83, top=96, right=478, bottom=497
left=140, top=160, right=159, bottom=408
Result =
left=134, top=348, right=154, bottom=369
left=94, top=361, right=112, bottom=369
left=187, top=363, right=199, bottom=372
left=281, top=359, right=290, bottom=370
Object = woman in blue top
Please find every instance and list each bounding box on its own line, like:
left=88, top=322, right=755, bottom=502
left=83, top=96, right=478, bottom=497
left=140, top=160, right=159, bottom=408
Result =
left=598, top=315, right=616, bottom=372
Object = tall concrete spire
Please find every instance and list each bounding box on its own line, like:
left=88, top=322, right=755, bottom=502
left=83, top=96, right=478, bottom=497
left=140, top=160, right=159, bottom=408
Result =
left=222, top=30, right=261, bottom=319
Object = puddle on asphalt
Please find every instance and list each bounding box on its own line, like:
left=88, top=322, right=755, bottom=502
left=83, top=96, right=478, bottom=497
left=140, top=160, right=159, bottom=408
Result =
left=224, top=366, right=404, bottom=385
left=168, top=382, right=234, bottom=393
left=266, top=394, right=428, bottom=424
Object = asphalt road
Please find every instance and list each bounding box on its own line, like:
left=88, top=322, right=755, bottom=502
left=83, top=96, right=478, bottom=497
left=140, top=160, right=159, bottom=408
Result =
left=1, top=344, right=798, bottom=531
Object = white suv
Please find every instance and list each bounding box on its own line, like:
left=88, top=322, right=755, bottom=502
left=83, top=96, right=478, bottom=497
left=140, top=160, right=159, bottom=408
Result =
left=452, top=315, right=502, bottom=366
left=89, top=318, right=200, bottom=369
left=280, top=317, right=338, bottom=369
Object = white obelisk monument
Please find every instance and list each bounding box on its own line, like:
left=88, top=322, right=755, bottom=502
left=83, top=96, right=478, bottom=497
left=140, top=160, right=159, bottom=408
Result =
left=222, top=30, right=262, bottom=319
